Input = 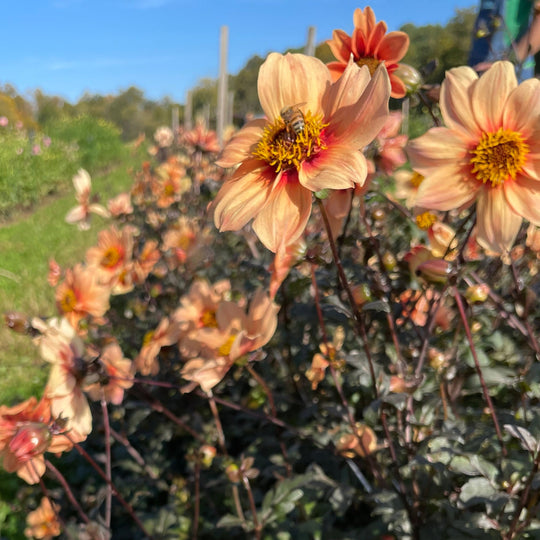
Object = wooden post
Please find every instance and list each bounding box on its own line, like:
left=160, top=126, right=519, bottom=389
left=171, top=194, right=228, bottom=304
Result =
left=172, top=105, right=179, bottom=134
left=185, top=90, right=193, bottom=130
left=217, top=25, right=229, bottom=147
left=305, top=26, right=316, bottom=56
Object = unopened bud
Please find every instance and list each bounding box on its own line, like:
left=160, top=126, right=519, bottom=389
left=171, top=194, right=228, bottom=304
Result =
left=4, top=311, right=30, bottom=334
left=415, top=259, right=452, bottom=283
left=465, top=284, right=490, bottom=304
left=393, top=63, right=423, bottom=94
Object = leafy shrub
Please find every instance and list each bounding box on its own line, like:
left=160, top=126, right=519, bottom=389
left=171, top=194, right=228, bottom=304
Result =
left=44, top=115, right=127, bottom=172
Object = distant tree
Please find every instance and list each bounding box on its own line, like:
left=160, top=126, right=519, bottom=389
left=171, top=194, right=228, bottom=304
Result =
left=400, top=8, right=477, bottom=83
left=190, top=78, right=218, bottom=128
left=230, top=55, right=264, bottom=124
left=34, top=89, right=75, bottom=126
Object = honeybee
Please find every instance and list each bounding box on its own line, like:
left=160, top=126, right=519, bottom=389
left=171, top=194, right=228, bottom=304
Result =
left=279, top=104, right=306, bottom=143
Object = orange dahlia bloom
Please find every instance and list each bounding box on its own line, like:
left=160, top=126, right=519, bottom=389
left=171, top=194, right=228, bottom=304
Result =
left=24, top=497, right=61, bottom=539
left=326, top=6, right=409, bottom=99
left=408, top=62, right=540, bottom=254
left=55, top=264, right=111, bottom=330
left=180, top=289, right=279, bottom=392
left=85, top=225, right=135, bottom=289
left=212, top=52, right=390, bottom=253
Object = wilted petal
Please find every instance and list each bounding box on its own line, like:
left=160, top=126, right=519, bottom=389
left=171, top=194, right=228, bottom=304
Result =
left=65, top=205, right=87, bottom=224
left=72, top=169, right=91, bottom=196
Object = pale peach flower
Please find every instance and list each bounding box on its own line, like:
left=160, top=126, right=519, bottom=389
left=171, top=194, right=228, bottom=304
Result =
left=154, top=125, right=174, bottom=148
left=24, top=497, right=61, bottom=539
left=408, top=61, right=540, bottom=254
left=173, top=279, right=232, bottom=338
left=397, top=289, right=453, bottom=330
left=393, top=169, right=425, bottom=208
left=65, top=169, right=110, bottom=230
left=336, top=423, right=378, bottom=458
left=84, top=342, right=133, bottom=405
left=85, top=225, right=135, bottom=289
left=153, top=157, right=190, bottom=208
left=182, top=121, right=221, bottom=154
left=212, top=52, right=390, bottom=253
left=135, top=317, right=181, bottom=376
left=55, top=264, right=110, bottom=330
left=107, top=192, right=133, bottom=217
left=39, top=318, right=92, bottom=440
left=181, top=289, right=279, bottom=392
left=326, top=6, right=410, bottom=98
left=131, top=239, right=161, bottom=284
left=161, top=217, right=208, bottom=268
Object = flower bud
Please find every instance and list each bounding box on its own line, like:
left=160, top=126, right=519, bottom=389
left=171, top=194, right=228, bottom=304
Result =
left=393, top=63, right=423, bottom=94
left=465, top=284, right=490, bottom=304
left=4, top=311, right=30, bottom=334
left=415, top=258, right=452, bottom=284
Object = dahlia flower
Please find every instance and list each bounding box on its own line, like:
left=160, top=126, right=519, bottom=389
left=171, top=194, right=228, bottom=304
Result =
left=212, top=52, right=390, bottom=253
left=408, top=62, right=540, bottom=254
left=326, top=6, right=409, bottom=98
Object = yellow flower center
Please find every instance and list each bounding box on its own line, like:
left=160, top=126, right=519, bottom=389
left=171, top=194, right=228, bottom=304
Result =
left=142, top=330, right=155, bottom=347
left=200, top=309, right=218, bottom=328
left=218, top=334, right=236, bottom=357
left=410, top=171, right=425, bottom=188
left=252, top=109, right=328, bottom=173
left=469, top=127, right=529, bottom=187
left=416, top=211, right=437, bottom=230
left=101, top=247, right=122, bottom=268
left=356, top=57, right=381, bottom=76
left=59, top=289, right=77, bottom=313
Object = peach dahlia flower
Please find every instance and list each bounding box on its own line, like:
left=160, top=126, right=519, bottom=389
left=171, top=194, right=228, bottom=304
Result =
left=212, top=52, right=390, bottom=253
left=408, top=62, right=540, bottom=254
left=326, top=6, right=410, bottom=99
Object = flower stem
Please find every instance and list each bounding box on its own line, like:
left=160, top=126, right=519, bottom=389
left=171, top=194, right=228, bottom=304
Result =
left=453, top=285, right=506, bottom=456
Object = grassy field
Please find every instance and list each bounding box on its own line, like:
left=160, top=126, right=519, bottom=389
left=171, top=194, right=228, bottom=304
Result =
left=0, top=157, right=140, bottom=405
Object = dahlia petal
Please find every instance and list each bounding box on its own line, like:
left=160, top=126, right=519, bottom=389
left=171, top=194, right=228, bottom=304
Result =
left=389, top=74, right=407, bottom=99
left=212, top=160, right=273, bottom=232
left=353, top=6, right=376, bottom=36
left=322, top=58, right=371, bottom=119
left=72, top=169, right=91, bottom=196
left=476, top=187, right=522, bottom=253
left=407, top=127, right=469, bottom=171
left=364, top=21, right=388, bottom=56
left=415, top=167, right=478, bottom=211
left=504, top=177, right=540, bottom=225
left=502, top=77, right=540, bottom=135
left=326, top=29, right=353, bottom=64
left=252, top=178, right=312, bottom=252
left=376, top=32, right=410, bottom=63
left=300, top=146, right=367, bottom=191
left=258, top=53, right=330, bottom=122
left=216, top=119, right=267, bottom=168
left=328, top=64, right=390, bottom=148
left=440, top=66, right=480, bottom=136
left=326, top=61, right=347, bottom=82
left=472, top=61, right=516, bottom=132
left=65, top=205, right=87, bottom=224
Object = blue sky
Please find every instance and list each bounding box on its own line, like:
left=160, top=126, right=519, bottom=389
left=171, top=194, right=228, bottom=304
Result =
left=1, top=0, right=475, bottom=104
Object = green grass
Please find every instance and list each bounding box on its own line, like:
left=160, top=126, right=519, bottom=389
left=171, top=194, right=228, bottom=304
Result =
left=0, top=154, right=141, bottom=405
